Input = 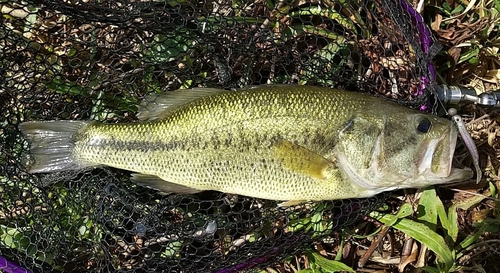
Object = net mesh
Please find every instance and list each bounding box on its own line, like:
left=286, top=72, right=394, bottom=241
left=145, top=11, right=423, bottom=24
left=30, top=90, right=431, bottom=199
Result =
left=1, top=0, right=439, bottom=272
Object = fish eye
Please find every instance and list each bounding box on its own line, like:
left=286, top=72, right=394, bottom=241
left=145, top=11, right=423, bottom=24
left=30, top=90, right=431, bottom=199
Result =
left=416, top=117, right=432, bottom=134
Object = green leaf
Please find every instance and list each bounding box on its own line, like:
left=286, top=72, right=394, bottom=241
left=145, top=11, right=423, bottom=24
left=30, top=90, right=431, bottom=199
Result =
left=419, top=265, right=443, bottom=273
left=447, top=195, right=486, bottom=242
left=396, top=203, right=413, bottom=218
left=46, top=77, right=91, bottom=97
left=417, top=187, right=439, bottom=231
left=143, top=28, right=197, bottom=64
left=264, top=0, right=276, bottom=9
left=299, top=37, right=348, bottom=85
left=161, top=240, right=183, bottom=258
left=434, top=195, right=454, bottom=245
left=489, top=181, right=497, bottom=198
left=468, top=56, right=479, bottom=65
left=450, top=5, right=465, bottom=15
left=307, top=251, right=355, bottom=272
left=457, top=47, right=480, bottom=65
left=381, top=203, right=413, bottom=226
left=442, top=2, right=452, bottom=14
left=495, top=0, right=500, bottom=12
left=288, top=6, right=357, bottom=34
left=370, top=211, right=454, bottom=270
left=288, top=218, right=310, bottom=232
left=457, top=223, right=490, bottom=251
left=435, top=195, right=449, bottom=227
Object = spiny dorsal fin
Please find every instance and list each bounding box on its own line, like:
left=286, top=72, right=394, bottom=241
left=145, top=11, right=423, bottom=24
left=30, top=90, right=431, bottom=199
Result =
left=137, top=88, right=230, bottom=121
left=131, top=173, right=203, bottom=194
left=272, top=140, right=335, bottom=180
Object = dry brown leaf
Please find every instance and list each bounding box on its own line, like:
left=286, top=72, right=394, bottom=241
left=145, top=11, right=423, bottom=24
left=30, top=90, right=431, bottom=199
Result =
left=485, top=69, right=500, bottom=82
left=488, top=128, right=499, bottom=147
left=437, top=26, right=457, bottom=40
left=449, top=46, right=462, bottom=63
left=432, top=13, right=443, bottom=32
left=398, top=241, right=418, bottom=272
left=471, top=209, right=492, bottom=223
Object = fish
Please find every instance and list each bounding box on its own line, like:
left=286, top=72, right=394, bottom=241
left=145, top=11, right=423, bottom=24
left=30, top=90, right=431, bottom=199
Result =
left=19, top=85, right=474, bottom=204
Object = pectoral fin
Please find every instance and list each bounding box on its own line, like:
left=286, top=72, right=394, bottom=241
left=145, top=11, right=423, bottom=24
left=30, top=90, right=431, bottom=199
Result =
left=131, top=173, right=202, bottom=194
left=273, top=140, right=335, bottom=180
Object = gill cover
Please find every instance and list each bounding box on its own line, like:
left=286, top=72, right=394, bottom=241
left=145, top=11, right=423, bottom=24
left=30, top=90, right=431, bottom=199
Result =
left=334, top=112, right=473, bottom=194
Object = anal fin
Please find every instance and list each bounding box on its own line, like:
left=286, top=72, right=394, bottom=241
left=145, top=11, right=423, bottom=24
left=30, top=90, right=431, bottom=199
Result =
left=131, top=173, right=202, bottom=194
left=278, top=200, right=307, bottom=207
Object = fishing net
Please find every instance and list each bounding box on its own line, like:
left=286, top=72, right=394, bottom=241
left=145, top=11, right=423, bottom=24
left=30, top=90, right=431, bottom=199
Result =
left=1, top=0, right=441, bottom=272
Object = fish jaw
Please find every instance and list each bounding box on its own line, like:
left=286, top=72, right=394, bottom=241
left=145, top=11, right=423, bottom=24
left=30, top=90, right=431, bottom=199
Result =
left=414, top=122, right=474, bottom=186
left=416, top=123, right=457, bottom=178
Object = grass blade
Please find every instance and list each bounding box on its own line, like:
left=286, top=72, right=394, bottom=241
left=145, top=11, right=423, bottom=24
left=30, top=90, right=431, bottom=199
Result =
left=370, top=211, right=454, bottom=270
left=417, top=187, right=439, bottom=231
left=306, top=251, right=355, bottom=272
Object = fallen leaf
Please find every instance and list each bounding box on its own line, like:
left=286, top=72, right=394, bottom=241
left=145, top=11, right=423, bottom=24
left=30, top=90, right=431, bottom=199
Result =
left=449, top=47, right=462, bottom=63
left=398, top=240, right=418, bottom=272
left=431, top=13, right=442, bottom=32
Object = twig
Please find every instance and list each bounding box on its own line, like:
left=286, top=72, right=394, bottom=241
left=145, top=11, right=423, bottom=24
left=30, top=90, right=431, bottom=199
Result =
left=358, top=225, right=390, bottom=268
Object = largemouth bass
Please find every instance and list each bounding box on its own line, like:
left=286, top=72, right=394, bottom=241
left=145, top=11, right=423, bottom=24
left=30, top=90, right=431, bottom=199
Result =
left=19, top=85, right=473, bottom=204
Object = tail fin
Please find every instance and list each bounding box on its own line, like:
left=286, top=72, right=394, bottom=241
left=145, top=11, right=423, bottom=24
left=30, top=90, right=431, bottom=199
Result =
left=19, top=120, right=93, bottom=173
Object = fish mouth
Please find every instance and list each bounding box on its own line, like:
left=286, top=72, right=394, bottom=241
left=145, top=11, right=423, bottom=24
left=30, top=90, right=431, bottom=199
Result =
left=417, top=123, right=473, bottom=184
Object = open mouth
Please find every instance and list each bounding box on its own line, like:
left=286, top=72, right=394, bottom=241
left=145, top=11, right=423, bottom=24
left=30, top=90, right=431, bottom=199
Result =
left=417, top=122, right=474, bottom=184
left=432, top=124, right=457, bottom=177
left=417, top=127, right=455, bottom=178
left=448, top=132, right=480, bottom=184
left=417, top=122, right=475, bottom=180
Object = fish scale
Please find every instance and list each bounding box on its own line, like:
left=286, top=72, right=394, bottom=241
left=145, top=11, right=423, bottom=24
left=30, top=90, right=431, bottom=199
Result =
left=76, top=120, right=341, bottom=200
left=19, top=85, right=473, bottom=203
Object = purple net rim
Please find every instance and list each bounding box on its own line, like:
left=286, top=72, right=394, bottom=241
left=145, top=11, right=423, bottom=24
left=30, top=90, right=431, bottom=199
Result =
left=399, top=0, right=437, bottom=110
left=0, top=256, right=34, bottom=273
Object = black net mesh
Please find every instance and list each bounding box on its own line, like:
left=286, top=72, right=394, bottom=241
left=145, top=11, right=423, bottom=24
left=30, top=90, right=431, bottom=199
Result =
left=1, top=0, right=440, bottom=272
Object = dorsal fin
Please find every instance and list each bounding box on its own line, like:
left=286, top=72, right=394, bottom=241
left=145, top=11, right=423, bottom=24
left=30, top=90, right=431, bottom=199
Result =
left=137, top=88, right=229, bottom=121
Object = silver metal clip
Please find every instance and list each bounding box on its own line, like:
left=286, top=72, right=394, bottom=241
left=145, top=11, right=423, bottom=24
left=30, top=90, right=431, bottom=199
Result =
left=436, top=85, right=500, bottom=108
